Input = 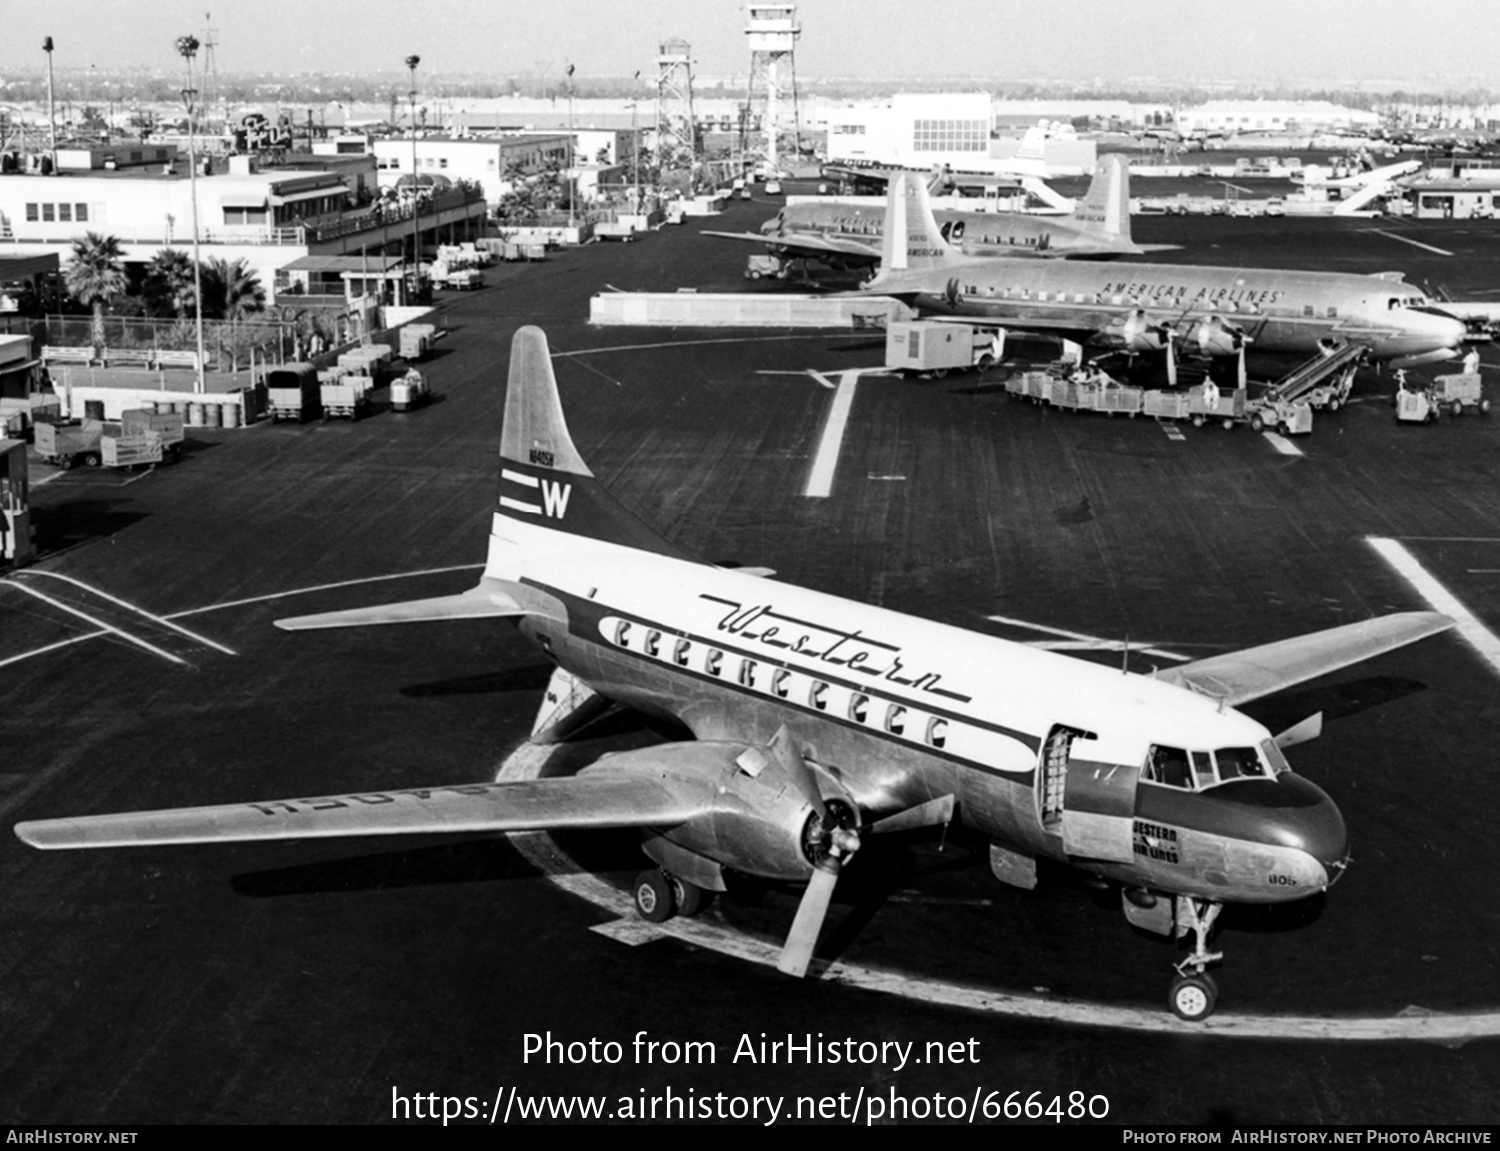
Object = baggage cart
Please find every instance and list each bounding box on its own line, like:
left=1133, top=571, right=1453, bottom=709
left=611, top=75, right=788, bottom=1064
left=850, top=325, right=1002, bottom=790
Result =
left=1143, top=390, right=1191, bottom=419
left=321, top=377, right=372, bottom=420
left=1097, top=385, right=1144, bottom=417
left=120, top=409, right=184, bottom=462
left=400, top=323, right=436, bottom=362
left=1187, top=385, right=1247, bottom=428
left=33, top=419, right=105, bottom=468
left=101, top=433, right=163, bottom=468
left=1431, top=372, right=1490, bottom=417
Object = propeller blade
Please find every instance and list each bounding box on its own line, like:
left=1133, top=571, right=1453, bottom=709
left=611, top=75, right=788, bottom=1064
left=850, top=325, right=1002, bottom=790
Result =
left=777, top=857, right=842, bottom=977
left=1166, top=332, right=1178, bottom=388
left=1237, top=344, right=1247, bottom=390
left=768, top=725, right=825, bottom=819
left=867, top=794, right=956, bottom=836
left=1275, top=711, right=1324, bottom=749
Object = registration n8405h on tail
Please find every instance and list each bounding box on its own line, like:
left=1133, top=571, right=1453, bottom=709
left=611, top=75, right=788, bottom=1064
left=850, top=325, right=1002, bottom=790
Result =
left=15, top=328, right=1451, bottom=1022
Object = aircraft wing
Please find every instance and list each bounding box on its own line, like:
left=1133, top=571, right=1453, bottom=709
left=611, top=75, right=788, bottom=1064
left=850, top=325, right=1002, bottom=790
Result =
left=14, top=772, right=712, bottom=850
left=701, top=229, right=881, bottom=261
left=1155, top=612, right=1453, bottom=707
left=275, top=584, right=526, bottom=631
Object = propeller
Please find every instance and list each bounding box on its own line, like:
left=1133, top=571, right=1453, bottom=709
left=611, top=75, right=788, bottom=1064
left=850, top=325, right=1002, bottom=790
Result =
left=1274, top=712, right=1324, bottom=749
left=767, top=728, right=956, bottom=977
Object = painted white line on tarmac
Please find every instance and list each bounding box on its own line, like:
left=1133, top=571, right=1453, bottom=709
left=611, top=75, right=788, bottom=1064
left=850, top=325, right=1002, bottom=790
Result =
left=1367, top=229, right=1454, bottom=257
left=1263, top=432, right=1303, bottom=457
left=1368, top=536, right=1500, bottom=678
left=19, top=571, right=236, bottom=655
left=985, top=613, right=1189, bottom=662
left=804, top=370, right=860, bottom=498
left=1158, top=420, right=1186, bottom=442
left=496, top=739, right=1500, bottom=1042
left=1, top=581, right=187, bottom=667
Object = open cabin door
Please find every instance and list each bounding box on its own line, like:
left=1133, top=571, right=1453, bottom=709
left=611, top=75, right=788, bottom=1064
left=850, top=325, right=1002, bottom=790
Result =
left=1039, top=727, right=1140, bottom=863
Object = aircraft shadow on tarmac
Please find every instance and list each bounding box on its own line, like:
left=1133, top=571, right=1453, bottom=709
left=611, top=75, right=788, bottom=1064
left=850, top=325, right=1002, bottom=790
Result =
left=1240, top=674, right=1430, bottom=737
left=32, top=497, right=150, bottom=555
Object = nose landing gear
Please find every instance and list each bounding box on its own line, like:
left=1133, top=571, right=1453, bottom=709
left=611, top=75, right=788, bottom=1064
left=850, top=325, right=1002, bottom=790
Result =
left=1169, top=898, right=1224, bottom=1021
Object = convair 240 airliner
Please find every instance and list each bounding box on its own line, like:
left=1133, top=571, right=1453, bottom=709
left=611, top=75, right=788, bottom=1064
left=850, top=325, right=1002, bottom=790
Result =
left=14, top=329, right=1452, bottom=1021
left=863, top=171, right=1468, bottom=368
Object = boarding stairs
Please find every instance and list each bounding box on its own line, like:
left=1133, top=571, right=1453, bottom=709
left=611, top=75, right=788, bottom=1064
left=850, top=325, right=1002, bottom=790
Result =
left=1262, top=343, right=1366, bottom=408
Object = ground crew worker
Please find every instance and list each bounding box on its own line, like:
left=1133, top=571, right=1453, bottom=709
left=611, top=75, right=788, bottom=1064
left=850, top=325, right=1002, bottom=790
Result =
left=1463, top=348, right=1480, bottom=375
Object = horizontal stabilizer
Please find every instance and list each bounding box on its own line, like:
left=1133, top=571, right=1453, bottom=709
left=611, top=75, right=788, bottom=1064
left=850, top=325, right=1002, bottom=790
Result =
left=274, top=585, right=525, bottom=631
left=1157, top=612, right=1453, bottom=706
left=15, top=773, right=708, bottom=850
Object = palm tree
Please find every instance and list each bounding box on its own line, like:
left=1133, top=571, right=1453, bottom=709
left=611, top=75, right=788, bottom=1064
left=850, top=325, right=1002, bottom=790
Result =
left=63, top=232, right=128, bottom=356
left=143, top=249, right=198, bottom=319
left=202, top=257, right=266, bottom=371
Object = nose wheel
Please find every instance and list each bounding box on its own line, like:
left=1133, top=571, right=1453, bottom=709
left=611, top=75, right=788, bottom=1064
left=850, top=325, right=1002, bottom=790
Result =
left=1169, top=897, right=1224, bottom=1021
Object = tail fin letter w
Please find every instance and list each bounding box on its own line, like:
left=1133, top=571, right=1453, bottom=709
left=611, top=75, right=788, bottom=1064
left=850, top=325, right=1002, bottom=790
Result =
left=540, top=479, right=573, bottom=518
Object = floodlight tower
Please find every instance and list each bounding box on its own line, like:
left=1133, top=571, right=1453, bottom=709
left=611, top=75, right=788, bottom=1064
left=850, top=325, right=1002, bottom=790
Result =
left=744, top=4, right=801, bottom=176
left=654, top=37, right=697, bottom=184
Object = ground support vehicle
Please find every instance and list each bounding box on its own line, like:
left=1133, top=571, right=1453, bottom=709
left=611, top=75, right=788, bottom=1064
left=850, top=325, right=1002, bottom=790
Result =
left=266, top=364, right=321, bottom=422
left=338, top=345, right=393, bottom=383
left=1245, top=395, right=1314, bottom=435
left=1431, top=372, right=1491, bottom=416
left=119, top=409, right=183, bottom=462
left=321, top=377, right=372, bottom=421
left=100, top=433, right=163, bottom=469
left=400, top=324, right=436, bottom=362
left=1143, top=390, right=1192, bottom=419
left=744, top=254, right=788, bottom=281
left=1396, top=385, right=1440, bottom=424
left=885, top=322, right=1001, bottom=378
left=33, top=419, right=104, bottom=468
left=1188, top=385, right=1248, bottom=429
left=1262, top=343, right=1365, bottom=414
left=390, top=369, right=430, bottom=412
left=1096, top=383, right=1145, bottom=417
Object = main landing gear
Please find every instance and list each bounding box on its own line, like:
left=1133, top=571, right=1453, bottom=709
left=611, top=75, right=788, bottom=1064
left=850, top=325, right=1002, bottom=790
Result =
left=633, top=868, right=708, bottom=923
left=1168, top=897, right=1225, bottom=1021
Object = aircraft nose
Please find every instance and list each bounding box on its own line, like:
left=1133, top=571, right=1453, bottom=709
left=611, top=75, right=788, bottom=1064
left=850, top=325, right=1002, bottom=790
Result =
left=1267, top=773, right=1350, bottom=886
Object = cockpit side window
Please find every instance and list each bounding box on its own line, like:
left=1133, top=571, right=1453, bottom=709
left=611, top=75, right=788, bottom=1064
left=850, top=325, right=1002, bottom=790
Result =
left=1213, top=746, right=1266, bottom=780
left=1145, top=745, right=1193, bottom=789
left=1260, top=739, right=1290, bottom=775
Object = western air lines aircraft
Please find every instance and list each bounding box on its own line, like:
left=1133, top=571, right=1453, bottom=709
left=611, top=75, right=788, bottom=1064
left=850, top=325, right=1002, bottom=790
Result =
left=863, top=171, right=1469, bottom=369
left=14, top=329, right=1452, bottom=1022
left=705, top=155, right=1175, bottom=272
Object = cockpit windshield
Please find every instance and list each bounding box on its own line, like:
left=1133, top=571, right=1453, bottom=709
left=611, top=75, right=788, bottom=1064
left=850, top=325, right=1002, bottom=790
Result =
left=1144, top=741, right=1285, bottom=791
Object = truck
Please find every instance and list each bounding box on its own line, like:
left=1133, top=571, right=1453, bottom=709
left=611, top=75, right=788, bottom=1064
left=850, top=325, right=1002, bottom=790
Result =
left=266, top=363, right=320, bottom=422
left=885, top=321, right=1002, bottom=378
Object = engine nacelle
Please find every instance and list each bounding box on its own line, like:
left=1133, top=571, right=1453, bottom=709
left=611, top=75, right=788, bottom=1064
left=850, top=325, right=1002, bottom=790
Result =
left=584, top=740, right=854, bottom=883
left=1186, top=316, right=1248, bottom=358
left=1099, top=310, right=1167, bottom=353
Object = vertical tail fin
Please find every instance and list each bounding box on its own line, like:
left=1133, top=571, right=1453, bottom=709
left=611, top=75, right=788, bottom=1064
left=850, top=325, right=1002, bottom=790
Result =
left=496, top=326, right=695, bottom=561
left=873, top=172, right=966, bottom=284
left=1069, top=154, right=1130, bottom=239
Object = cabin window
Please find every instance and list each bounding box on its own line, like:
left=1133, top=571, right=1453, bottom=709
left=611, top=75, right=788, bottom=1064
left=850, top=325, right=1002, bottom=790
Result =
left=614, top=620, right=632, bottom=646
left=738, top=659, right=757, bottom=688
left=1145, top=745, right=1193, bottom=790
left=1303, top=305, right=1315, bottom=318
left=848, top=693, right=868, bottom=722
left=1213, top=746, right=1266, bottom=780
left=644, top=630, right=661, bottom=657
left=885, top=704, right=907, bottom=735
left=925, top=717, right=948, bottom=749
left=809, top=681, right=829, bottom=711
left=1326, top=306, right=1338, bottom=319
left=705, top=649, right=723, bottom=676
left=673, top=638, right=691, bottom=666
left=984, top=285, right=996, bottom=298
left=772, top=669, right=791, bottom=698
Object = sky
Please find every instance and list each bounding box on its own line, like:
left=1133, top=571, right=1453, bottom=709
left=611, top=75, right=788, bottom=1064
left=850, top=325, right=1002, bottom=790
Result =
left=1, top=0, right=1497, bottom=87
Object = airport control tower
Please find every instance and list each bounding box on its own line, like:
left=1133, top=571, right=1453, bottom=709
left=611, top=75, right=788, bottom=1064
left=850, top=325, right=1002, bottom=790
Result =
left=744, top=3, right=801, bottom=174
left=655, top=37, right=698, bottom=183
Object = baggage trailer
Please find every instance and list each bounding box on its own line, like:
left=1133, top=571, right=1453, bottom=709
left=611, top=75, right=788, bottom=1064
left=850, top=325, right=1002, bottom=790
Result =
left=120, top=409, right=183, bottom=461
left=266, top=363, right=321, bottom=422
left=1431, top=372, right=1491, bottom=417
left=337, top=345, right=393, bottom=383
left=1187, top=384, right=1248, bottom=428
left=101, top=433, right=163, bottom=468
left=885, top=321, right=1001, bottom=378
left=321, top=376, right=372, bottom=420
left=400, top=323, right=436, bottom=362
left=33, top=419, right=105, bottom=468
left=390, top=368, right=430, bottom=412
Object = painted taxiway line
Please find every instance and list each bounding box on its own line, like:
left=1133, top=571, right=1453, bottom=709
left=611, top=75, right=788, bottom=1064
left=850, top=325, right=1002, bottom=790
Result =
left=984, top=613, right=1189, bottom=662
left=1367, top=536, right=1500, bottom=678
left=1262, top=432, right=1303, bottom=457
left=804, top=370, right=861, bottom=498
left=1367, top=229, right=1454, bottom=257
left=1, top=581, right=187, bottom=667
left=496, top=740, right=1500, bottom=1042
left=18, top=570, right=236, bottom=655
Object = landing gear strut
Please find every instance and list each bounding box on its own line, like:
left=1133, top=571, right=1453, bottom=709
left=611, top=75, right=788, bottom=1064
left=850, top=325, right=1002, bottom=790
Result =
left=1169, top=897, right=1224, bottom=1021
